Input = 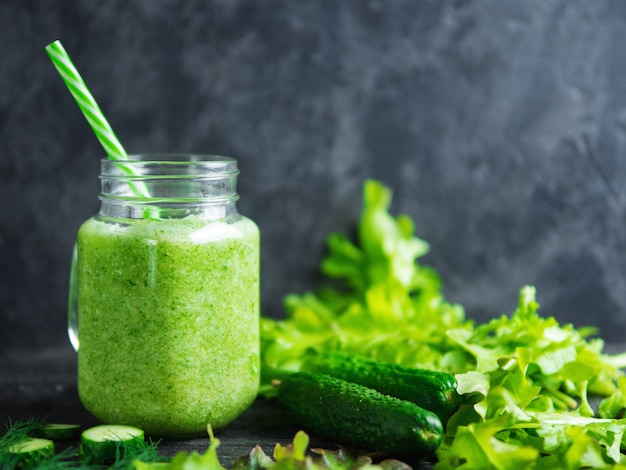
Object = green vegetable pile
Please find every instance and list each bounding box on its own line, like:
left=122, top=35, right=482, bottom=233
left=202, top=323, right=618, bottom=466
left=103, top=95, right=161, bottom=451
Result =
left=260, top=179, right=626, bottom=469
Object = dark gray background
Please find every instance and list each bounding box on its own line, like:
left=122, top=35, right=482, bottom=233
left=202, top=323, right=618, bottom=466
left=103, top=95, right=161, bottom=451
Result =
left=3, top=1, right=626, bottom=354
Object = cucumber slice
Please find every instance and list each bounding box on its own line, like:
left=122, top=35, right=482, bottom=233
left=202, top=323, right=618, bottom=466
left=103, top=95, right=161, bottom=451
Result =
left=32, top=423, right=82, bottom=440
left=8, top=437, right=55, bottom=467
left=79, top=424, right=145, bottom=464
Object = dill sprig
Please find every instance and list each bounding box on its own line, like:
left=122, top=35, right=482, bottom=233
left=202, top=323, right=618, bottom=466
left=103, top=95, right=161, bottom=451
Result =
left=1, top=417, right=46, bottom=444
left=107, top=437, right=166, bottom=469
left=0, top=417, right=47, bottom=468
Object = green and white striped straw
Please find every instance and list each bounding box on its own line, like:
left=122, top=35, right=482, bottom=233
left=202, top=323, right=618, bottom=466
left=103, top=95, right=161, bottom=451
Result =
left=46, top=40, right=127, bottom=160
left=45, top=39, right=151, bottom=200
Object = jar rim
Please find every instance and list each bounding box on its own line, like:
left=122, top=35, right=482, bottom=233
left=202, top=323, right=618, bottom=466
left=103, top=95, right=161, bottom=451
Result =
left=100, top=153, right=236, bottom=164
left=100, top=154, right=239, bottom=179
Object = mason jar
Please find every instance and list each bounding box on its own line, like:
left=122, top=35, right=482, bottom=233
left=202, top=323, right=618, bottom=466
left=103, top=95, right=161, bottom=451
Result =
left=68, top=154, right=260, bottom=437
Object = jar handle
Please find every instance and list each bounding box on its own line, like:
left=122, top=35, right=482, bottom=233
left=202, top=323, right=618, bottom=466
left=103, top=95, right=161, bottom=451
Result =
left=67, top=242, right=79, bottom=351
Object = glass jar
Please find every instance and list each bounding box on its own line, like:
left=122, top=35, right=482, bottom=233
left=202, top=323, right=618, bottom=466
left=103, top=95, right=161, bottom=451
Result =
left=68, top=154, right=260, bottom=437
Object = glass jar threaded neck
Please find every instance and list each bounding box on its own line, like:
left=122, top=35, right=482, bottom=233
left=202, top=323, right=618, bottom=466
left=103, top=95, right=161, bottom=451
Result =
left=98, top=154, right=240, bottom=220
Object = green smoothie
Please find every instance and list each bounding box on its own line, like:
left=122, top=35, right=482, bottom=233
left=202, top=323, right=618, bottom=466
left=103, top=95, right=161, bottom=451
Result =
left=76, top=214, right=260, bottom=437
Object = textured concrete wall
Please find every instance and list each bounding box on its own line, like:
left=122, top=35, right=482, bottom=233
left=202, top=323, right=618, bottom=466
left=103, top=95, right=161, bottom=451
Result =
left=3, top=1, right=626, bottom=352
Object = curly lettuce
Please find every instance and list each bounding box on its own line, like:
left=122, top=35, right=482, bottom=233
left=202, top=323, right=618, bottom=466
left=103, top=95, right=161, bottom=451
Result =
left=260, top=179, right=626, bottom=469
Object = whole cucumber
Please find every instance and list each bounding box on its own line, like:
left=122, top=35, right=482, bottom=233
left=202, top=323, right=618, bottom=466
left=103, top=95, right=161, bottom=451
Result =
left=277, top=371, right=443, bottom=456
left=301, top=350, right=461, bottom=424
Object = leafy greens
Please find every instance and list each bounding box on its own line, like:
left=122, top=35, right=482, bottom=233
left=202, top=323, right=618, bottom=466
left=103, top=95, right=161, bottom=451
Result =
left=260, top=179, right=626, bottom=469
